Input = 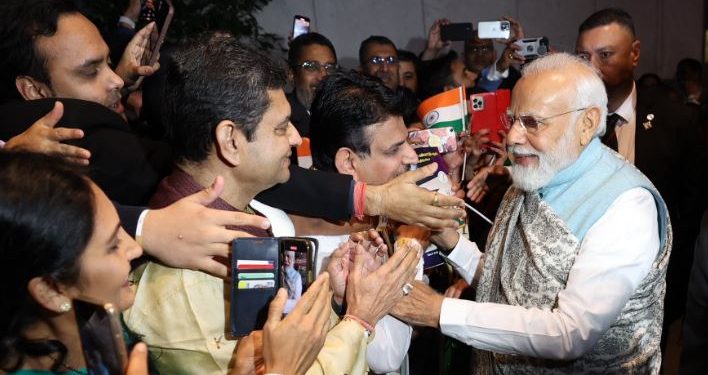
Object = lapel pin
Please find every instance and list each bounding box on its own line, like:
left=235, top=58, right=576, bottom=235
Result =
left=643, top=113, right=654, bottom=130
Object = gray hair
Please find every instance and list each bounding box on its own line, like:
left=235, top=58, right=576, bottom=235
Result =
left=521, top=53, right=608, bottom=137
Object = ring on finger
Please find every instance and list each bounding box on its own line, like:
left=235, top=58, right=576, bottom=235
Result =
left=402, top=282, right=413, bottom=296
left=432, top=192, right=439, bottom=207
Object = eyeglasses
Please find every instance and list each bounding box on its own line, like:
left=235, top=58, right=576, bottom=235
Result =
left=297, top=61, right=338, bottom=74
left=367, top=56, right=398, bottom=66
left=467, top=46, right=493, bottom=54
left=502, top=107, right=588, bottom=134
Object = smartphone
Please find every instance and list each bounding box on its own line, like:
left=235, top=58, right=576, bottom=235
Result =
left=513, top=37, right=550, bottom=61
left=74, top=300, right=128, bottom=375
left=279, top=237, right=318, bottom=309
left=469, top=90, right=511, bottom=145
left=292, top=15, right=310, bottom=39
left=137, top=0, right=174, bottom=67
left=477, top=21, right=511, bottom=39
left=408, top=127, right=458, bottom=153
left=440, top=22, right=474, bottom=41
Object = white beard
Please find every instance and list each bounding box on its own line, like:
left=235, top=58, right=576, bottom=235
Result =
left=509, top=127, right=578, bottom=192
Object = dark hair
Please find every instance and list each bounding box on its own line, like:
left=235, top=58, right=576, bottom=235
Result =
left=162, top=34, right=288, bottom=163
left=578, top=8, right=636, bottom=38
left=676, top=58, right=702, bottom=83
left=0, top=0, right=79, bottom=103
left=309, top=70, right=404, bottom=171
left=419, top=50, right=459, bottom=100
left=288, top=32, right=337, bottom=67
left=397, top=49, right=422, bottom=91
left=0, top=151, right=95, bottom=372
left=399, top=87, right=421, bottom=127
left=358, top=35, right=397, bottom=66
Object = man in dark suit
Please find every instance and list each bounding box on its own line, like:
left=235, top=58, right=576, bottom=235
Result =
left=576, top=7, right=704, bottom=346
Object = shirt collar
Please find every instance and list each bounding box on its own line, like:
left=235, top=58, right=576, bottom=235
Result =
left=610, top=82, right=637, bottom=124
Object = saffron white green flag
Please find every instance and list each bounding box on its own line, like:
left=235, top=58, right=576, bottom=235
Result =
left=417, top=86, right=468, bottom=133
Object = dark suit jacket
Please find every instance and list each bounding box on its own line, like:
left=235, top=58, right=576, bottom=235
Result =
left=0, top=99, right=355, bottom=224
left=634, top=86, right=705, bottom=323
left=0, top=98, right=172, bottom=206
left=680, top=210, right=708, bottom=374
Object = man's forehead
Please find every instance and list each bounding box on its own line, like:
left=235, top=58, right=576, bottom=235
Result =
left=366, top=43, right=396, bottom=57
left=513, top=73, right=574, bottom=112
left=366, top=116, right=406, bottom=146
left=301, top=44, right=336, bottom=62
left=577, top=22, right=635, bottom=49
left=37, top=13, right=108, bottom=65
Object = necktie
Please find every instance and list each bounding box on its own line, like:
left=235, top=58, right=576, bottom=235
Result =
left=602, top=113, right=622, bottom=151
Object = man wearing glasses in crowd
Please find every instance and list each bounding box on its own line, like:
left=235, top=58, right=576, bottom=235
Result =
left=287, top=32, right=339, bottom=138
left=359, top=35, right=400, bottom=91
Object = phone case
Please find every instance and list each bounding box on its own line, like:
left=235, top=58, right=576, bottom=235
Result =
left=408, top=127, right=458, bottom=153
left=440, top=23, right=473, bottom=42
left=477, top=21, right=511, bottom=39
left=231, top=237, right=280, bottom=336
left=470, top=90, right=510, bottom=145
left=74, top=300, right=128, bottom=375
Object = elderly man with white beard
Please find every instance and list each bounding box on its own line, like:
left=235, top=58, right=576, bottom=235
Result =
left=391, top=53, right=672, bottom=374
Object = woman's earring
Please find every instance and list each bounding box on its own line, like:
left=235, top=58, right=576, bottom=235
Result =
left=59, top=301, right=72, bottom=313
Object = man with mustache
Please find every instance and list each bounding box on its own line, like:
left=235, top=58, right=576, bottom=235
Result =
left=391, top=53, right=672, bottom=374
left=359, top=36, right=400, bottom=91
left=287, top=32, right=338, bottom=139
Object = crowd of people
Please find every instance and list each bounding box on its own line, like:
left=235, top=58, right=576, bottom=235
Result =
left=0, top=1, right=706, bottom=374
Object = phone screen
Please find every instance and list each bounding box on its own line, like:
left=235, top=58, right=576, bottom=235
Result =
left=292, top=15, right=310, bottom=39
left=74, top=300, right=128, bottom=375
left=279, top=237, right=317, bottom=313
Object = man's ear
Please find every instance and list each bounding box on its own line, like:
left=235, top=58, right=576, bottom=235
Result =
left=630, top=39, right=641, bottom=68
left=334, top=148, right=359, bottom=179
left=27, top=276, right=73, bottom=313
left=214, top=120, right=244, bottom=167
left=15, top=76, right=52, bottom=100
left=579, top=107, right=601, bottom=146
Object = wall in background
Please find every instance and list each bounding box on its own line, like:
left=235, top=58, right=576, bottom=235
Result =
left=255, top=0, right=703, bottom=79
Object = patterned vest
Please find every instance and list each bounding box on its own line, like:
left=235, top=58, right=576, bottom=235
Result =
left=474, top=139, right=671, bottom=374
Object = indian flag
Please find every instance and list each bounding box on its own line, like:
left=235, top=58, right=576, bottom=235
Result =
left=417, top=86, right=468, bottom=133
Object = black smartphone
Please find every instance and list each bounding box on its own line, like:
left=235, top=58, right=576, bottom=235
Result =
left=130, top=0, right=174, bottom=91
left=440, top=22, right=474, bottom=42
left=292, top=15, right=310, bottom=39
left=74, top=300, right=128, bottom=375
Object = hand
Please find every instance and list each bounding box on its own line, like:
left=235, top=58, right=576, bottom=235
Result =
left=461, top=129, right=491, bottom=159
left=444, top=278, right=470, bottom=298
left=466, top=165, right=509, bottom=203
left=115, top=22, right=160, bottom=87
left=430, top=228, right=460, bottom=252
left=263, top=273, right=332, bottom=375
left=345, top=240, right=420, bottom=326
left=391, top=280, right=444, bottom=327
left=228, top=330, right=264, bottom=375
left=141, top=176, right=272, bottom=278
left=497, top=43, right=524, bottom=72
left=326, top=243, right=350, bottom=306
left=502, top=15, right=525, bottom=41
left=4, top=101, right=90, bottom=165
left=365, top=163, right=465, bottom=230
left=423, top=18, right=451, bottom=59
left=327, top=230, right=388, bottom=305
left=125, top=342, right=149, bottom=375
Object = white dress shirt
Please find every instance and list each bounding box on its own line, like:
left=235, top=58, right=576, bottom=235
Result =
left=439, top=187, right=660, bottom=359
left=609, top=83, right=637, bottom=164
